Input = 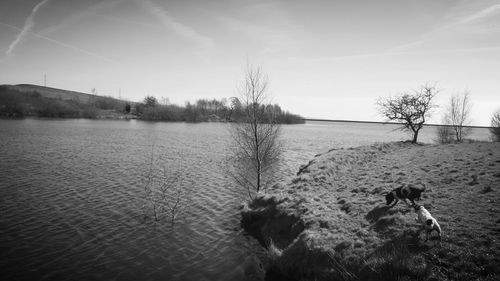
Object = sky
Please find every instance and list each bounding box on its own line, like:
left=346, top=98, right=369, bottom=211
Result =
left=0, top=0, right=499, bottom=126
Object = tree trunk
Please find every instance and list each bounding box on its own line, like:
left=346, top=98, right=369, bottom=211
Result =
left=256, top=163, right=261, bottom=192
left=252, top=106, right=261, bottom=192
left=412, top=129, right=419, bottom=143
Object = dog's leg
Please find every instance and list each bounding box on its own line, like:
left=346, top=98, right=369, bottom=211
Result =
left=390, top=199, right=398, bottom=208
left=435, top=228, right=442, bottom=241
left=403, top=199, right=412, bottom=207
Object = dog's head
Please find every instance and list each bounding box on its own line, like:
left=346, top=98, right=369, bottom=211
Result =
left=385, top=192, right=394, bottom=205
left=413, top=188, right=424, bottom=199
left=408, top=183, right=425, bottom=199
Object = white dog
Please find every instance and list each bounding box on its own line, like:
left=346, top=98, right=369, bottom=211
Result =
left=413, top=204, right=442, bottom=241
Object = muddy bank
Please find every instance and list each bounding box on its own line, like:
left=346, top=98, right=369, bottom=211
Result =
left=242, top=142, right=500, bottom=281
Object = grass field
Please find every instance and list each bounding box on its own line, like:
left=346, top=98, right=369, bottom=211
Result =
left=242, top=141, right=500, bottom=281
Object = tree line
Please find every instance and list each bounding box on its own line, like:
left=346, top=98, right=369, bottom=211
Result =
left=137, top=95, right=304, bottom=124
left=0, top=85, right=305, bottom=124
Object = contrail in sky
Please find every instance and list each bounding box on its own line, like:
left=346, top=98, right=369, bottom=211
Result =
left=388, top=3, right=500, bottom=53
left=141, top=0, right=214, bottom=50
left=0, top=21, right=118, bottom=64
left=6, top=0, right=51, bottom=56
left=458, top=4, right=500, bottom=25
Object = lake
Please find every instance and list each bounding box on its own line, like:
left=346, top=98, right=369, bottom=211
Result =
left=0, top=119, right=491, bottom=280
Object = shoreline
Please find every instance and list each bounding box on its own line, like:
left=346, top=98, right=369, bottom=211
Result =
left=242, top=141, right=500, bottom=281
left=1, top=116, right=492, bottom=130
left=305, top=119, right=493, bottom=129
left=0, top=115, right=305, bottom=124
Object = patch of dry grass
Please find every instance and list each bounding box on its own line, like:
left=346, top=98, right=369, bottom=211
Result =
left=243, top=142, right=500, bottom=281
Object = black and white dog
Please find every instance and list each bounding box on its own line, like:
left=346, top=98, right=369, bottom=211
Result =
left=414, top=204, right=442, bottom=241
left=385, top=183, right=425, bottom=207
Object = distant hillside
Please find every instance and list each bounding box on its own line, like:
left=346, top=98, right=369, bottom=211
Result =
left=0, top=84, right=131, bottom=118
left=4, top=84, right=117, bottom=104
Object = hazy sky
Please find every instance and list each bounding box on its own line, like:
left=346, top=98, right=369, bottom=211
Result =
left=1, top=0, right=499, bottom=125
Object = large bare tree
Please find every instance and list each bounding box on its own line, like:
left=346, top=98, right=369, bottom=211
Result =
left=444, top=91, right=472, bottom=142
left=229, top=65, right=282, bottom=198
left=377, top=85, right=437, bottom=143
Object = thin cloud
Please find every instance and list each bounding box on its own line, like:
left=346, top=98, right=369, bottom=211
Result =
left=6, top=0, right=51, bottom=56
left=217, top=15, right=296, bottom=55
left=216, top=2, right=298, bottom=56
left=0, top=21, right=118, bottom=64
left=286, top=45, right=500, bottom=66
left=458, top=4, right=500, bottom=25
left=140, top=0, right=214, bottom=51
left=388, top=3, right=500, bottom=53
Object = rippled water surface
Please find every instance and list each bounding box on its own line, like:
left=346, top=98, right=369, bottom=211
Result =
left=0, top=119, right=490, bottom=280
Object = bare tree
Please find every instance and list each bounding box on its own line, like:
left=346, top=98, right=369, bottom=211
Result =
left=229, top=65, right=282, bottom=198
left=377, top=85, right=438, bottom=143
left=141, top=145, right=187, bottom=225
left=491, top=109, right=500, bottom=142
left=444, top=91, right=472, bottom=142
left=160, top=97, right=170, bottom=105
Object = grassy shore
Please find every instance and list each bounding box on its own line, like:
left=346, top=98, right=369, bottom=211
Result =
left=242, top=141, right=500, bottom=281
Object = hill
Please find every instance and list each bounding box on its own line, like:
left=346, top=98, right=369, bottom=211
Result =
left=0, top=84, right=130, bottom=118
left=4, top=84, right=99, bottom=103
left=242, top=141, right=500, bottom=281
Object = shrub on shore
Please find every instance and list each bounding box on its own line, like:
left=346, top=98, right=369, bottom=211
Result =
left=436, top=125, right=454, bottom=144
left=491, top=109, right=500, bottom=141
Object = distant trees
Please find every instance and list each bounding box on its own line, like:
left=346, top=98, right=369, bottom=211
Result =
left=443, top=91, right=472, bottom=142
left=183, top=99, right=232, bottom=122
left=144, top=96, right=158, bottom=107
left=377, top=85, right=437, bottom=143
left=90, top=95, right=125, bottom=110
left=228, top=97, right=243, bottom=120
left=228, top=65, right=283, bottom=198
left=183, top=102, right=199, bottom=122
left=0, top=85, right=304, bottom=123
left=491, top=109, right=500, bottom=142
left=135, top=94, right=304, bottom=124
left=161, top=97, right=170, bottom=105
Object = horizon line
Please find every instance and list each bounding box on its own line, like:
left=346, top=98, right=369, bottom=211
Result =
left=1, top=83, right=493, bottom=128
